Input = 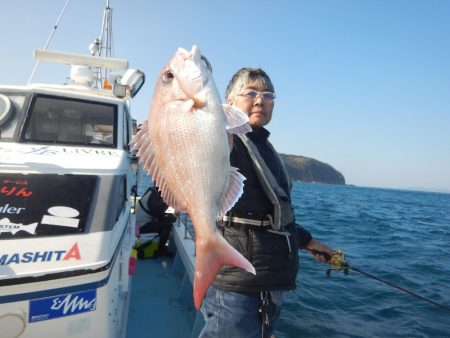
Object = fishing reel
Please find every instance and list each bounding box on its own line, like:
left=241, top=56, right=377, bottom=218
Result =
left=308, top=248, right=350, bottom=276
left=326, top=249, right=349, bottom=277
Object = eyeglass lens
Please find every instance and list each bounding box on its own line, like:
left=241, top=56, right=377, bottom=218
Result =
left=242, top=90, right=276, bottom=100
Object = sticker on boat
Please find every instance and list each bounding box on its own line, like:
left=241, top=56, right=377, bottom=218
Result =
left=29, top=289, right=97, bottom=323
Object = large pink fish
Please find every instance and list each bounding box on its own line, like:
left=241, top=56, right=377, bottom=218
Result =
left=132, top=45, right=255, bottom=309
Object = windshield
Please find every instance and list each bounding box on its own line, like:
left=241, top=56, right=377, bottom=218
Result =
left=22, top=95, right=117, bottom=147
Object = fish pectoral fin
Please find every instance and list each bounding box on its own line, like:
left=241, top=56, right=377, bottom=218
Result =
left=222, top=104, right=252, bottom=134
left=218, top=167, right=246, bottom=216
left=193, top=234, right=255, bottom=309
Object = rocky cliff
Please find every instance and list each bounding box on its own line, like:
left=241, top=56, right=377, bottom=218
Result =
left=279, top=153, right=346, bottom=185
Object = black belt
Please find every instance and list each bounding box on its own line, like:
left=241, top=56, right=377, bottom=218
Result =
left=222, top=214, right=273, bottom=227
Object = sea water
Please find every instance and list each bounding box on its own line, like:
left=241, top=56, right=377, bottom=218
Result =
left=276, top=183, right=450, bottom=338
left=138, top=178, right=450, bottom=337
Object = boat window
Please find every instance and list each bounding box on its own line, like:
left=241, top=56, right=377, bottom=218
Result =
left=116, top=176, right=127, bottom=221
left=0, top=92, right=28, bottom=142
left=86, top=174, right=128, bottom=233
left=22, top=95, right=117, bottom=147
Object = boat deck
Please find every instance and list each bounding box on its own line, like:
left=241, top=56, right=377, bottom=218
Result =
left=126, top=224, right=204, bottom=338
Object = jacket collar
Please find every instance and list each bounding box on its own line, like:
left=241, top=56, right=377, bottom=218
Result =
left=248, top=127, right=270, bottom=143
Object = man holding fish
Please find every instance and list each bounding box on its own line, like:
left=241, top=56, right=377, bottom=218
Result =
left=198, top=67, right=336, bottom=338
left=132, top=46, right=335, bottom=338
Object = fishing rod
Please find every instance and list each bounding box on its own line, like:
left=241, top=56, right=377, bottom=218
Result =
left=308, top=249, right=450, bottom=313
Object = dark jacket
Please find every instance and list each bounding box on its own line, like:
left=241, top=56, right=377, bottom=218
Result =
left=139, top=186, right=168, bottom=219
left=213, top=128, right=312, bottom=292
left=136, top=186, right=176, bottom=237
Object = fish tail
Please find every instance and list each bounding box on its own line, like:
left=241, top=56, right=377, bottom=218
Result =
left=193, top=234, right=255, bottom=309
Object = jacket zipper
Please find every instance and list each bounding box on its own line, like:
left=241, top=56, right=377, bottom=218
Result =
left=267, top=229, right=293, bottom=257
left=248, top=229, right=254, bottom=261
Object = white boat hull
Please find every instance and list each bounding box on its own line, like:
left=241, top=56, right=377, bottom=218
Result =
left=0, top=215, right=135, bottom=338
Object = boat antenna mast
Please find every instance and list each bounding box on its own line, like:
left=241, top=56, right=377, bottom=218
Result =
left=89, top=0, right=115, bottom=88
left=27, top=0, right=71, bottom=84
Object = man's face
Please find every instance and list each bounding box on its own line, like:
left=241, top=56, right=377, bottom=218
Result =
left=228, top=84, right=275, bottom=129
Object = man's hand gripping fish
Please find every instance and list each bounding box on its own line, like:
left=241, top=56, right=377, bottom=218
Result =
left=131, top=45, right=256, bottom=309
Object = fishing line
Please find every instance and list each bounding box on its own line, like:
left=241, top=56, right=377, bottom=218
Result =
left=308, top=249, right=450, bottom=313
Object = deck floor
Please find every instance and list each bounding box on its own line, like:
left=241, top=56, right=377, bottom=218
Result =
left=126, top=256, right=196, bottom=338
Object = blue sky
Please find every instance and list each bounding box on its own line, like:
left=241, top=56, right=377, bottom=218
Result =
left=1, top=0, right=449, bottom=192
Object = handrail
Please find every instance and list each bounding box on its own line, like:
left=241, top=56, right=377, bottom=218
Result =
left=171, top=213, right=196, bottom=283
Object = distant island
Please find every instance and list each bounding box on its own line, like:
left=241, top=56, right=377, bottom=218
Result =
left=279, top=153, right=346, bottom=185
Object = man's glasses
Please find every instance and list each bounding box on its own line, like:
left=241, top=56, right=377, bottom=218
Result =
left=237, top=90, right=276, bottom=101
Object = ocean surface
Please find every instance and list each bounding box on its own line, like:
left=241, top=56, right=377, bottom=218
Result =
left=276, top=183, right=450, bottom=338
left=138, top=179, right=450, bottom=337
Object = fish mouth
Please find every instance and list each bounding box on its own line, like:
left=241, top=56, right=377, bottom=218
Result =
left=187, top=47, right=207, bottom=108
left=168, top=65, right=205, bottom=108
left=169, top=45, right=208, bottom=109
left=191, top=96, right=205, bottom=108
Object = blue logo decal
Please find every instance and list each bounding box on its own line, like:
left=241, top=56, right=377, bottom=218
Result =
left=29, top=289, right=96, bottom=323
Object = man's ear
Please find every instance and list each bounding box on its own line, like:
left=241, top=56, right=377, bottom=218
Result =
left=227, top=98, right=234, bottom=105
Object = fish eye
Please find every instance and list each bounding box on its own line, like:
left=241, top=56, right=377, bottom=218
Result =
left=201, top=55, right=212, bottom=73
left=162, top=71, right=174, bottom=83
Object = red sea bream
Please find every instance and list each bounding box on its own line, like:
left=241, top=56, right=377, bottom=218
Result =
left=132, top=45, right=255, bottom=309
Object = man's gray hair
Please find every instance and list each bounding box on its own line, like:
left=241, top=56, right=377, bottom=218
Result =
left=225, top=67, right=275, bottom=101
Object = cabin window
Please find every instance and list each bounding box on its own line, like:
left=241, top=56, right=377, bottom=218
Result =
left=22, top=95, right=117, bottom=147
left=117, top=176, right=127, bottom=221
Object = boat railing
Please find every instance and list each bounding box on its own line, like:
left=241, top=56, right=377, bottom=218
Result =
left=170, top=213, right=205, bottom=337
left=171, top=212, right=196, bottom=284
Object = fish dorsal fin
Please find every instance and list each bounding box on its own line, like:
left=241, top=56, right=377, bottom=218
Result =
left=222, top=104, right=252, bottom=135
left=130, top=122, right=187, bottom=213
left=218, top=167, right=246, bottom=217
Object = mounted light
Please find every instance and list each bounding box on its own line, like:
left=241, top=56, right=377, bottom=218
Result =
left=103, top=79, right=112, bottom=90
left=119, top=69, right=145, bottom=98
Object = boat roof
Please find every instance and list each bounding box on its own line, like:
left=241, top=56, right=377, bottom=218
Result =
left=0, top=83, right=127, bottom=105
